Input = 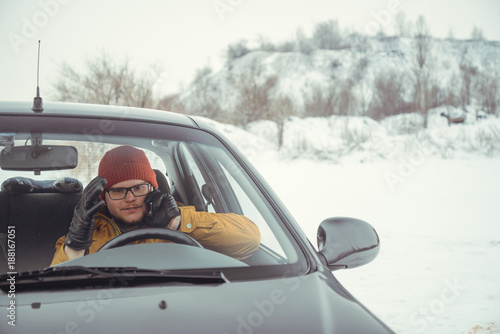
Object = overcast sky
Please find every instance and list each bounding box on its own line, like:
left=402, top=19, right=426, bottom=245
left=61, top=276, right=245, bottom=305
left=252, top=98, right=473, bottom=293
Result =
left=1, top=0, right=499, bottom=101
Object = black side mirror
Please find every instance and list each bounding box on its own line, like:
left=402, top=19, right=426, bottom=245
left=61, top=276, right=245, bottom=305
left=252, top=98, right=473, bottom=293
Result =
left=317, top=217, right=380, bottom=271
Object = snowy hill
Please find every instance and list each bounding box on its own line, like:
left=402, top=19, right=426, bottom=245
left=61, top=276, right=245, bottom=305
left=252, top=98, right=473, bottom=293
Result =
left=177, top=36, right=500, bottom=118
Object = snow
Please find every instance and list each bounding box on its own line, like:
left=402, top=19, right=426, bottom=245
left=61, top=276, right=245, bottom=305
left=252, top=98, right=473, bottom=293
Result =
left=255, top=157, right=500, bottom=334
left=178, top=37, right=500, bottom=118
left=2, top=107, right=498, bottom=333
left=210, top=111, right=500, bottom=334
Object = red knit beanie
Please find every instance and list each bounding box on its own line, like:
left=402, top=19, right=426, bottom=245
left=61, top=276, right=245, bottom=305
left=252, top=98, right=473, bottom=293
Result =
left=98, top=146, right=158, bottom=199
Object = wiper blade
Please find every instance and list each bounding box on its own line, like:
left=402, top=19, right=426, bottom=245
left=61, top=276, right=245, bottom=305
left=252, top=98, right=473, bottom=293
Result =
left=0, top=266, right=228, bottom=292
left=1, top=266, right=135, bottom=281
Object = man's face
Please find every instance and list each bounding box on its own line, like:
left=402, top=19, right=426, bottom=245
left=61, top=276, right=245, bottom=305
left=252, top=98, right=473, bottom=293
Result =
left=105, top=179, right=150, bottom=226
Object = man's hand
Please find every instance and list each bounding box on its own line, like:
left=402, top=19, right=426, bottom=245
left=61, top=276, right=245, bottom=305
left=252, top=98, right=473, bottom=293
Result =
left=144, top=189, right=181, bottom=229
left=65, top=176, right=106, bottom=250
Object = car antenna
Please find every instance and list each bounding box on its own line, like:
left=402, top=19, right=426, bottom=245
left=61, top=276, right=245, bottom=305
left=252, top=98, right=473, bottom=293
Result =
left=31, top=40, right=44, bottom=113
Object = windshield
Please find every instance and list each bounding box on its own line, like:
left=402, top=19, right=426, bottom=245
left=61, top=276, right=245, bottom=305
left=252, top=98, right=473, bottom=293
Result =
left=0, top=113, right=307, bottom=280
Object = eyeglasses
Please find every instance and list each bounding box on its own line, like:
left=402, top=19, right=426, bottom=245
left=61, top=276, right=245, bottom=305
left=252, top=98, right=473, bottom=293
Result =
left=106, top=183, right=151, bottom=200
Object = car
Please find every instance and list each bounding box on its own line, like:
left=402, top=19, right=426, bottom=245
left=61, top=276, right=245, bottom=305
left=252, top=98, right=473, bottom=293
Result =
left=0, top=100, right=394, bottom=333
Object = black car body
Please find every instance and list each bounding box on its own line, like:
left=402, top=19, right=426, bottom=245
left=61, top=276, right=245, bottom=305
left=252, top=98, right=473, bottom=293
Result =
left=0, top=101, right=394, bottom=333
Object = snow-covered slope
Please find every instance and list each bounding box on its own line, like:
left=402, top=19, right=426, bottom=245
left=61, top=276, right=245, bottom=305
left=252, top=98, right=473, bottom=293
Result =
left=178, top=36, right=500, bottom=117
left=209, top=108, right=500, bottom=165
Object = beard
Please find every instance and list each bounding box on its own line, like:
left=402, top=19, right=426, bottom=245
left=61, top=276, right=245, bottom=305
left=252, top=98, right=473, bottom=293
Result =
left=110, top=212, right=147, bottom=232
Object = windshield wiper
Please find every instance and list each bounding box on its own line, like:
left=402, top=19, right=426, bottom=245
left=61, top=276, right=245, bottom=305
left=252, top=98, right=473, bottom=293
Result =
left=0, top=266, right=229, bottom=292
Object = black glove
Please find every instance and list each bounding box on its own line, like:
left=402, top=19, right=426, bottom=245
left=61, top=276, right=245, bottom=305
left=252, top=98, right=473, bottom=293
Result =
left=143, top=189, right=181, bottom=229
left=65, top=176, right=106, bottom=250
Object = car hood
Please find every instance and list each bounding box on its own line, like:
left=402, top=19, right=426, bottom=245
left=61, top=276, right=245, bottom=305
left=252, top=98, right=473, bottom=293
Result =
left=1, top=271, right=393, bottom=334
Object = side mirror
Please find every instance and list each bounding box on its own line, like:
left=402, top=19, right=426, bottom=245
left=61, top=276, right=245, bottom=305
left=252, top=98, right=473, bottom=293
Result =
left=317, top=217, right=380, bottom=271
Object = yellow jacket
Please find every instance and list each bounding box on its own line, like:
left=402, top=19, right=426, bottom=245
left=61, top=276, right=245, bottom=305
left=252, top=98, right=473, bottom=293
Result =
left=50, top=205, right=261, bottom=266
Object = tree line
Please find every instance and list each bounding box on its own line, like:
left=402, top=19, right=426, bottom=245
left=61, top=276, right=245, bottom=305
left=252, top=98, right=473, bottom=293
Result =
left=52, top=15, right=499, bottom=139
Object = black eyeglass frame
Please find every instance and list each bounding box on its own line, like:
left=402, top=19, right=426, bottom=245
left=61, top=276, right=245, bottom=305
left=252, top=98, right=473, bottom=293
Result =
left=105, top=183, right=152, bottom=200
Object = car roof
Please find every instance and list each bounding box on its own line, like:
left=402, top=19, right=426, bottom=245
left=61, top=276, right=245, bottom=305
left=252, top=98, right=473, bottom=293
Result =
left=0, top=100, right=198, bottom=128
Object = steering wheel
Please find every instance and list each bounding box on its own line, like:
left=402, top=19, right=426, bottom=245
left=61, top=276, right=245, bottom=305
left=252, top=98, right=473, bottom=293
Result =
left=97, top=228, right=203, bottom=252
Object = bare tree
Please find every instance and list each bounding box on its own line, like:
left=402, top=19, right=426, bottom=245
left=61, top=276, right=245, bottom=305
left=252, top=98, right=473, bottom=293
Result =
left=157, top=93, right=187, bottom=114
left=395, top=11, right=412, bottom=37
left=447, top=28, right=455, bottom=40
left=53, top=52, right=162, bottom=108
left=413, top=15, right=434, bottom=127
left=459, top=46, right=478, bottom=108
left=226, top=39, right=251, bottom=65
left=471, top=25, right=485, bottom=40
left=269, top=95, right=296, bottom=148
left=369, top=70, right=407, bottom=119
left=189, top=66, right=223, bottom=119
left=443, top=73, right=461, bottom=108
left=304, top=83, right=338, bottom=117
left=295, top=27, right=315, bottom=55
left=355, top=80, right=372, bottom=116
left=414, top=16, right=431, bottom=71
left=256, top=35, right=277, bottom=52
left=231, top=58, right=278, bottom=128
left=312, top=20, right=343, bottom=50
left=474, top=70, right=499, bottom=115
left=337, top=80, right=357, bottom=116
left=342, top=55, right=369, bottom=116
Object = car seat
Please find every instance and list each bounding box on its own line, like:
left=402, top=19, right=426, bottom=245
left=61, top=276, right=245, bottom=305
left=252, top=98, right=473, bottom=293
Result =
left=0, top=177, right=83, bottom=273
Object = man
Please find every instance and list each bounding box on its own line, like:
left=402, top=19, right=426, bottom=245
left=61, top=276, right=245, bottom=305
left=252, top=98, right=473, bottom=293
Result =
left=51, top=145, right=261, bottom=265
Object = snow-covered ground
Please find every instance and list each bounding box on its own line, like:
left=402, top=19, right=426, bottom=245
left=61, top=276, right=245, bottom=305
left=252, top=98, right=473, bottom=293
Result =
left=2, top=107, right=497, bottom=333
left=209, top=110, right=500, bottom=334
left=255, top=156, right=500, bottom=334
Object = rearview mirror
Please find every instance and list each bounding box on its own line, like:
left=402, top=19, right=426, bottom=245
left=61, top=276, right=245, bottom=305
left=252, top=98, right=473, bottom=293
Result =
left=317, top=217, right=380, bottom=271
left=0, top=145, right=78, bottom=174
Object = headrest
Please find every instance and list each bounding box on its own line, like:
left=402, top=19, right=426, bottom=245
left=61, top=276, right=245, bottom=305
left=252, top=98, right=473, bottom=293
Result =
left=1, top=177, right=83, bottom=194
left=154, top=169, right=171, bottom=194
